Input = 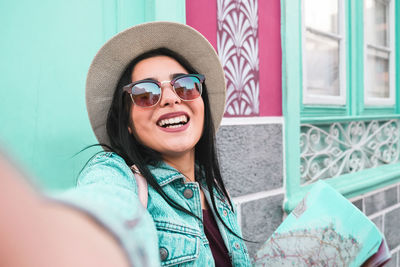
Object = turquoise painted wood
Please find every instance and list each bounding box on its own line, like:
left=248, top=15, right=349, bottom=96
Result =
left=0, top=0, right=185, bottom=189
left=283, top=0, right=400, bottom=212
left=146, top=0, right=186, bottom=22
left=285, top=163, right=400, bottom=211
left=347, top=0, right=355, bottom=116
left=301, top=114, right=400, bottom=124
left=397, top=0, right=400, bottom=114
left=349, top=0, right=364, bottom=116
left=301, top=106, right=347, bottom=117
left=281, top=0, right=302, bottom=204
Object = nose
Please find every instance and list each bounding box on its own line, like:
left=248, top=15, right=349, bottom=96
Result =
left=159, top=82, right=181, bottom=107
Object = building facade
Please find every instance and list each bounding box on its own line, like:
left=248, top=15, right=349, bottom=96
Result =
left=1, top=0, right=399, bottom=265
left=189, top=0, right=400, bottom=264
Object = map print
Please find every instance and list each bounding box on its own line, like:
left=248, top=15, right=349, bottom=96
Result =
left=254, top=223, right=360, bottom=266
left=253, top=181, right=385, bottom=267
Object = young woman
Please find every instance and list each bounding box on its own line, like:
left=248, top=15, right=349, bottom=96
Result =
left=0, top=22, right=251, bottom=266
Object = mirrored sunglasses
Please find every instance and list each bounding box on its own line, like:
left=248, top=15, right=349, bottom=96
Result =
left=123, top=74, right=205, bottom=108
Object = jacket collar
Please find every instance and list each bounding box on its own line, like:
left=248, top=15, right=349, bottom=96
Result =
left=148, top=161, right=232, bottom=209
left=147, top=161, right=185, bottom=186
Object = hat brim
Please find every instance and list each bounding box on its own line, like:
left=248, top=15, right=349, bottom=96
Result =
left=86, top=21, right=226, bottom=146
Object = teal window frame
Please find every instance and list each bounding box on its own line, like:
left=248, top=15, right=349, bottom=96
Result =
left=282, top=0, right=400, bottom=212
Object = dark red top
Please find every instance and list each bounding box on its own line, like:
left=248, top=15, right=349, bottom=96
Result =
left=202, top=209, right=233, bottom=267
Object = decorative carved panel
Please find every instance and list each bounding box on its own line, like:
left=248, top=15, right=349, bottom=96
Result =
left=300, top=119, right=400, bottom=184
left=217, top=0, right=259, bottom=116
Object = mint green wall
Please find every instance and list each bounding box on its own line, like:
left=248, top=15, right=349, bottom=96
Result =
left=146, top=0, right=186, bottom=21
left=0, top=0, right=185, bottom=189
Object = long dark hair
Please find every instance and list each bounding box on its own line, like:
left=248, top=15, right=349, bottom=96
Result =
left=105, top=47, right=242, bottom=239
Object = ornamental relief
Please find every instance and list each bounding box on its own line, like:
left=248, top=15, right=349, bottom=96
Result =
left=300, top=120, right=400, bottom=184
left=217, top=0, right=259, bottom=116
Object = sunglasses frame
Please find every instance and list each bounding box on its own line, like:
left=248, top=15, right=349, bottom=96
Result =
left=123, top=74, right=205, bottom=108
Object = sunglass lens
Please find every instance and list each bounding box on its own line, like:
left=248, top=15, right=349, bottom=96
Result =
left=174, top=76, right=202, bottom=100
left=131, top=82, right=161, bottom=107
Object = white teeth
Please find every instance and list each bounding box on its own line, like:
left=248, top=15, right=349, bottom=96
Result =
left=165, top=124, right=182, bottom=128
left=158, top=115, right=188, bottom=127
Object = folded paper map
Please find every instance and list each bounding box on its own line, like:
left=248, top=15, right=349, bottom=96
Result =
left=253, top=181, right=391, bottom=267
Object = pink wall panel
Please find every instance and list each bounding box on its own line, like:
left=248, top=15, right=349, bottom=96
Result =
left=186, top=0, right=282, bottom=117
left=217, top=0, right=260, bottom=116
left=258, top=0, right=282, bottom=116
left=185, top=0, right=217, bottom=50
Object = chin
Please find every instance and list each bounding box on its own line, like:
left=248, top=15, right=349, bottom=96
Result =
left=161, top=144, right=195, bottom=155
left=169, top=146, right=193, bottom=154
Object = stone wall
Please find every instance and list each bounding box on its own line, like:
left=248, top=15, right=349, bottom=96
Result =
left=216, top=123, right=284, bottom=257
left=351, top=183, right=400, bottom=267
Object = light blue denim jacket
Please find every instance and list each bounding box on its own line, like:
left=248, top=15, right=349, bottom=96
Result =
left=54, top=152, right=251, bottom=266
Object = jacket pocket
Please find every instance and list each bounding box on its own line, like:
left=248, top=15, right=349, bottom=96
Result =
left=154, top=220, right=201, bottom=266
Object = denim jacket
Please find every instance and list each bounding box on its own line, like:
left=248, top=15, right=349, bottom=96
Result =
left=55, top=152, right=251, bottom=266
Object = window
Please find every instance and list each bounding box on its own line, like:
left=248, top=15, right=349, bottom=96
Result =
left=302, top=0, right=346, bottom=105
left=300, top=0, right=398, bottom=183
left=364, top=0, right=395, bottom=106
left=282, top=0, right=399, bottom=212
left=302, top=0, right=396, bottom=110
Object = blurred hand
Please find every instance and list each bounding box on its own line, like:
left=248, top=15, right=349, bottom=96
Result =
left=0, top=152, right=129, bottom=267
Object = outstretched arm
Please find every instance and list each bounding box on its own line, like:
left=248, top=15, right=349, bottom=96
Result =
left=0, top=153, right=130, bottom=267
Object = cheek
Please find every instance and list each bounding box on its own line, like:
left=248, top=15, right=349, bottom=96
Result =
left=195, top=100, right=205, bottom=132
left=199, top=100, right=205, bottom=120
left=129, top=108, right=152, bottom=141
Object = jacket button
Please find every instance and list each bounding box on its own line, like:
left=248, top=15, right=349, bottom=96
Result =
left=159, top=247, right=168, bottom=261
left=183, top=188, right=194, bottom=199
left=234, top=242, right=240, bottom=249
left=223, top=209, right=228, bottom=216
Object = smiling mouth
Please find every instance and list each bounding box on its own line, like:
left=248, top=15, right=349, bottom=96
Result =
left=157, top=115, right=189, bottom=129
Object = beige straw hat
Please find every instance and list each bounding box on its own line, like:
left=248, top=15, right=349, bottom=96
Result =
left=85, top=21, right=226, bottom=146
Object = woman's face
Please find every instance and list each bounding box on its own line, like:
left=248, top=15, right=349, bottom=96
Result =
left=129, top=56, right=205, bottom=158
